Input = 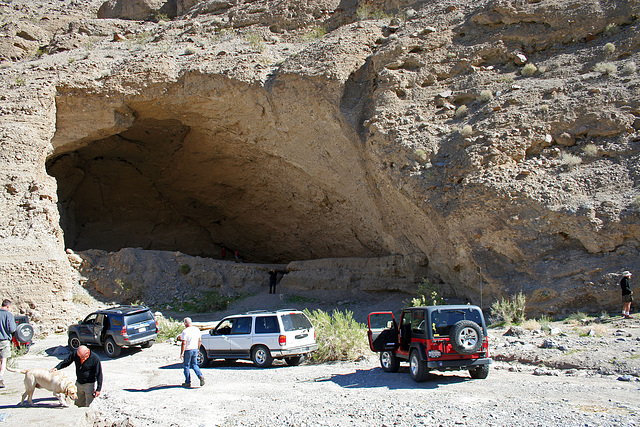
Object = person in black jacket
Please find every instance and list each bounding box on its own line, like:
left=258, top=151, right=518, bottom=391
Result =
left=52, top=345, right=102, bottom=407
left=620, top=271, right=634, bottom=319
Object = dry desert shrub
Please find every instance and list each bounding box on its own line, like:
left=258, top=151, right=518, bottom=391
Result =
left=521, top=63, right=537, bottom=76
left=595, top=62, right=617, bottom=75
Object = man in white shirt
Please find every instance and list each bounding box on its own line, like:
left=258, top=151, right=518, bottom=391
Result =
left=178, top=317, right=205, bottom=388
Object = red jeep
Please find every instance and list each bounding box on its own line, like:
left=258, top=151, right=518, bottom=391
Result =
left=367, top=305, right=492, bottom=382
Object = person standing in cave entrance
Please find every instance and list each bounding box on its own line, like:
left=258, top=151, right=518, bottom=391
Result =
left=620, top=270, right=634, bottom=319
left=234, top=249, right=240, bottom=262
left=268, top=268, right=278, bottom=294
left=221, top=247, right=226, bottom=259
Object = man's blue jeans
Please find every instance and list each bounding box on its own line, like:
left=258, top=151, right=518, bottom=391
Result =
left=183, top=349, right=203, bottom=384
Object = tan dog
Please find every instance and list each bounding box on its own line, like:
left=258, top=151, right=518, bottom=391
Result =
left=8, top=367, right=78, bottom=407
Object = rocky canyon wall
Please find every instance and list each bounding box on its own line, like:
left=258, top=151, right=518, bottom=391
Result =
left=1, top=0, right=640, bottom=324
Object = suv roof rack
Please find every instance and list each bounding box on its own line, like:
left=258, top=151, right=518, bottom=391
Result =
left=245, top=310, right=269, bottom=314
left=276, top=309, right=298, bottom=312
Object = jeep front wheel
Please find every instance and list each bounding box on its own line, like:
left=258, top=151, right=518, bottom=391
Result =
left=251, top=345, right=273, bottom=368
left=104, top=337, right=122, bottom=357
left=450, top=320, right=483, bottom=355
left=469, top=365, right=490, bottom=379
left=380, top=351, right=399, bottom=373
left=409, top=350, right=429, bottom=382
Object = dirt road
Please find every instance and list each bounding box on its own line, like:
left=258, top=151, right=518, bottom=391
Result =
left=0, top=333, right=639, bottom=427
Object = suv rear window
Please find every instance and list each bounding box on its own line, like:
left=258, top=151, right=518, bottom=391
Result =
left=255, top=316, right=280, bottom=334
left=124, top=311, right=154, bottom=325
left=281, top=313, right=312, bottom=331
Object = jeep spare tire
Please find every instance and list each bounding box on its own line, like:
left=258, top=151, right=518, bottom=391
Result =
left=15, top=322, right=34, bottom=343
left=450, top=320, right=483, bottom=355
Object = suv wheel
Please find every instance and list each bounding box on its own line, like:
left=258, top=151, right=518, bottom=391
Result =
left=68, top=333, right=81, bottom=350
left=469, top=365, right=490, bottom=379
left=284, top=356, right=303, bottom=366
left=104, top=337, right=122, bottom=357
left=140, top=340, right=154, bottom=349
left=380, top=351, right=399, bottom=373
left=409, top=350, right=429, bottom=382
left=197, top=347, right=209, bottom=368
left=251, top=345, right=273, bottom=368
left=450, top=320, right=483, bottom=355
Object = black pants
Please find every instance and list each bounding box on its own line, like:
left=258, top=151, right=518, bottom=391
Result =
left=269, top=282, right=276, bottom=294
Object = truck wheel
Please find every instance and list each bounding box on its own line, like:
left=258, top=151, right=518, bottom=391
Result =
left=104, top=337, right=121, bottom=357
left=197, top=347, right=209, bottom=368
left=251, top=345, right=273, bottom=368
left=469, top=365, right=490, bottom=379
left=409, top=350, right=429, bottom=382
left=285, top=356, right=303, bottom=366
left=68, top=333, right=81, bottom=350
left=380, top=351, right=399, bottom=373
left=450, top=320, right=483, bottom=355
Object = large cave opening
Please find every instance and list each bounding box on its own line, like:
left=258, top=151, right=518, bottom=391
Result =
left=46, top=91, right=391, bottom=264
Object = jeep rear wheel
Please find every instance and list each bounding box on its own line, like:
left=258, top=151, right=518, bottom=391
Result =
left=380, top=351, right=399, bottom=373
left=409, top=350, right=429, bottom=382
left=104, top=337, right=122, bottom=357
left=68, top=333, right=81, bottom=350
left=450, top=320, right=483, bottom=355
left=251, top=345, right=273, bottom=368
left=469, top=365, right=490, bottom=379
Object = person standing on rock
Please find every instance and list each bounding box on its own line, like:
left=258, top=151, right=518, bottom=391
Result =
left=0, top=299, right=16, bottom=389
left=269, top=268, right=278, bottom=294
left=620, top=270, right=634, bottom=319
left=52, top=345, right=102, bottom=407
left=178, top=317, right=205, bottom=388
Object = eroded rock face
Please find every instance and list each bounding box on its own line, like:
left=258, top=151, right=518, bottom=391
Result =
left=2, top=0, right=640, bottom=324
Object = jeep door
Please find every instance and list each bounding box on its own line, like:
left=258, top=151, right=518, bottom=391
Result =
left=367, top=312, right=398, bottom=352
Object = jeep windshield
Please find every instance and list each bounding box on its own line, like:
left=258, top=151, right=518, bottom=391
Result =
left=281, top=313, right=312, bottom=331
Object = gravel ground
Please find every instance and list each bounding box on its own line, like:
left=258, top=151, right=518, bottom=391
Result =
left=1, top=320, right=639, bottom=427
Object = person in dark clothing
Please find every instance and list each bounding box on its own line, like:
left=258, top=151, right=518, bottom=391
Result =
left=269, top=268, right=278, bottom=294
left=620, top=270, right=634, bottom=319
left=52, top=345, right=102, bottom=407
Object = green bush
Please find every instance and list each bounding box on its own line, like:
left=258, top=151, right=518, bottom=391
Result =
left=408, top=278, right=443, bottom=307
left=490, top=291, right=526, bottom=325
left=521, top=63, right=537, bottom=76
left=175, top=290, right=241, bottom=313
left=156, top=316, right=184, bottom=343
left=304, top=309, right=370, bottom=363
left=179, top=264, right=191, bottom=275
left=8, top=345, right=29, bottom=368
left=564, top=311, right=588, bottom=323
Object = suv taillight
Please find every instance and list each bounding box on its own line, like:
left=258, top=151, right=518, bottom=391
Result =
left=155, top=319, right=158, bottom=330
left=279, top=335, right=286, bottom=346
left=121, top=326, right=128, bottom=338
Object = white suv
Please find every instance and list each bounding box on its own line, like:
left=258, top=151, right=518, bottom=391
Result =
left=197, top=309, right=319, bottom=368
